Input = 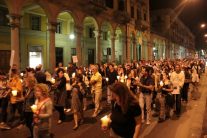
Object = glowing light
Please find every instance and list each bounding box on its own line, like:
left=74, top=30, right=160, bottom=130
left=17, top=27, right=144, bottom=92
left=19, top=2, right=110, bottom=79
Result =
left=201, top=24, right=206, bottom=28
left=69, top=34, right=75, bottom=40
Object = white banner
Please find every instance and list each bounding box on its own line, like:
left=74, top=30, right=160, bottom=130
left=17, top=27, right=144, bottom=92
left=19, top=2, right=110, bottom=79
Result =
left=10, top=50, right=15, bottom=67
left=72, top=55, right=78, bottom=63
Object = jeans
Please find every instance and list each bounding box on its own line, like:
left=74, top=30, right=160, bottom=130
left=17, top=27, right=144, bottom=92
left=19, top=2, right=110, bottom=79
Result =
left=24, top=112, right=33, bottom=137
left=9, top=102, right=24, bottom=123
left=0, top=98, right=9, bottom=122
left=54, top=106, right=65, bottom=121
left=173, top=94, right=181, bottom=115
left=139, top=93, right=152, bottom=121
left=182, top=83, right=189, bottom=101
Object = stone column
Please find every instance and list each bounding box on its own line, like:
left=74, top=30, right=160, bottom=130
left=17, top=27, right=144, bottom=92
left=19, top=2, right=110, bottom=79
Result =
left=122, top=35, right=126, bottom=63
left=75, top=25, right=83, bottom=66
left=7, top=14, right=21, bottom=69
left=111, top=32, right=116, bottom=62
left=48, top=22, right=57, bottom=72
left=94, top=30, right=101, bottom=64
left=148, top=41, right=153, bottom=60
left=126, top=36, right=131, bottom=63
left=133, top=38, right=137, bottom=61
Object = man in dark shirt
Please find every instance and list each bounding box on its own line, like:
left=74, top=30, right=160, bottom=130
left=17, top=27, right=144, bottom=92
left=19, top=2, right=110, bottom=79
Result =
left=106, top=64, right=118, bottom=85
left=106, top=64, right=118, bottom=104
left=138, top=66, right=154, bottom=125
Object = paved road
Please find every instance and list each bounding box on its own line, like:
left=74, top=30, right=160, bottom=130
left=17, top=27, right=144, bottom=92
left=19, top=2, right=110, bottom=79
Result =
left=0, top=72, right=207, bottom=138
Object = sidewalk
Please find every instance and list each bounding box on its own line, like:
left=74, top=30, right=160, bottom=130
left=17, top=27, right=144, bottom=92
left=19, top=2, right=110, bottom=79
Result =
left=201, top=72, right=207, bottom=138
left=187, top=72, right=207, bottom=138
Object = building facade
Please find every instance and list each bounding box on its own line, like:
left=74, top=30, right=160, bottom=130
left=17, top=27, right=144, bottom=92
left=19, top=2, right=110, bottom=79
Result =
left=0, top=0, right=152, bottom=72
left=151, top=8, right=195, bottom=60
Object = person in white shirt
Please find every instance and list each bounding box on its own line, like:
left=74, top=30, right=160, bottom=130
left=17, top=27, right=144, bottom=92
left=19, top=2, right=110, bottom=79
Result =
left=170, top=64, right=185, bottom=117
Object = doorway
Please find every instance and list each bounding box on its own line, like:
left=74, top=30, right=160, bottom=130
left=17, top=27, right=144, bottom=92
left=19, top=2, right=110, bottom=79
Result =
left=56, top=47, right=63, bottom=67
left=29, top=46, right=43, bottom=69
left=88, top=49, right=94, bottom=65
left=0, top=50, right=10, bottom=73
left=137, top=44, right=141, bottom=60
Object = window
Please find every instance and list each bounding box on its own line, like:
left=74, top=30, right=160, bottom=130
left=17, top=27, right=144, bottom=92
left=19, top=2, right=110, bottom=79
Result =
left=143, top=12, right=147, bottom=21
left=105, top=0, right=113, bottom=8
left=0, top=8, right=9, bottom=26
left=89, top=27, right=95, bottom=38
left=31, top=15, right=41, bottom=31
left=118, top=0, right=125, bottom=11
left=71, top=48, right=76, bottom=56
left=131, top=6, right=134, bottom=18
left=103, top=31, right=108, bottom=40
left=56, top=21, right=62, bottom=34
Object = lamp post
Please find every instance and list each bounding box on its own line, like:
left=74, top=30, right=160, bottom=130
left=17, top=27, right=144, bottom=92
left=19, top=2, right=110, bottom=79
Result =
left=201, top=23, right=206, bottom=29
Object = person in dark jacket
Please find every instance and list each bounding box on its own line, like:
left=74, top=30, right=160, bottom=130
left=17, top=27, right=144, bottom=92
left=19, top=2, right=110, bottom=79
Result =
left=53, top=68, right=67, bottom=124
left=23, top=76, right=37, bottom=138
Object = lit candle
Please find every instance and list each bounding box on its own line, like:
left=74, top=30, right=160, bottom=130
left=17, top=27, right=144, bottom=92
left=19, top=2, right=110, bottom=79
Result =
left=117, top=76, right=120, bottom=80
left=20, top=79, right=23, bottom=83
left=125, top=75, right=128, bottom=79
left=20, top=73, right=24, bottom=77
left=121, top=79, right=124, bottom=83
left=31, top=104, right=37, bottom=113
left=51, top=78, right=55, bottom=84
left=160, top=81, right=164, bottom=87
left=169, top=73, right=171, bottom=77
left=106, top=77, right=109, bottom=82
left=12, top=90, right=17, bottom=96
left=72, top=73, right=76, bottom=78
left=100, top=115, right=111, bottom=128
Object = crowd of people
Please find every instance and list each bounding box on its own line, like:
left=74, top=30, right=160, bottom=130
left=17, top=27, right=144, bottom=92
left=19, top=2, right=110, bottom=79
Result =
left=0, top=58, right=205, bottom=138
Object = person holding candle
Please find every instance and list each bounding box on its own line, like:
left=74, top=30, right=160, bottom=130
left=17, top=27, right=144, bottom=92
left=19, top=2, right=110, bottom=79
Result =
left=158, top=73, right=173, bottom=122
left=90, top=65, right=103, bottom=117
left=106, top=64, right=118, bottom=104
left=22, top=76, right=37, bottom=137
left=0, top=72, right=11, bottom=130
left=53, top=68, right=67, bottom=124
left=170, top=64, right=185, bottom=117
left=103, top=82, right=141, bottom=138
left=7, top=65, right=24, bottom=125
left=138, top=66, right=154, bottom=125
left=33, top=83, right=53, bottom=138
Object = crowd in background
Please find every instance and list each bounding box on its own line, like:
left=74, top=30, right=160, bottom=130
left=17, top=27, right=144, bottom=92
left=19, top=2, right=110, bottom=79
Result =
left=0, top=58, right=205, bottom=138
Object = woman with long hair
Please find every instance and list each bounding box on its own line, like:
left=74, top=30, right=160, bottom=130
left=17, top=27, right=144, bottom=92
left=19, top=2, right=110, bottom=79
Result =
left=103, top=82, right=142, bottom=138
left=33, top=83, right=53, bottom=138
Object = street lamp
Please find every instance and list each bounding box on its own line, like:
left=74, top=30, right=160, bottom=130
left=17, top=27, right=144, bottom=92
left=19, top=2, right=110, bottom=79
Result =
left=69, top=33, right=75, bottom=40
left=201, top=23, right=206, bottom=28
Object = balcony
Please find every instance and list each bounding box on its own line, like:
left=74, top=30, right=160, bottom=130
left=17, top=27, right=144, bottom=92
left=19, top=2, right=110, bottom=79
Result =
left=71, top=0, right=105, bottom=16
left=139, top=0, right=147, bottom=6
left=113, top=10, right=130, bottom=24
left=135, top=20, right=150, bottom=31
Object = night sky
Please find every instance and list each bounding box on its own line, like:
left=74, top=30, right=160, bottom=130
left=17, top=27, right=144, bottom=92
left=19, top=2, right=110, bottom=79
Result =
left=150, top=0, right=207, bottom=50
